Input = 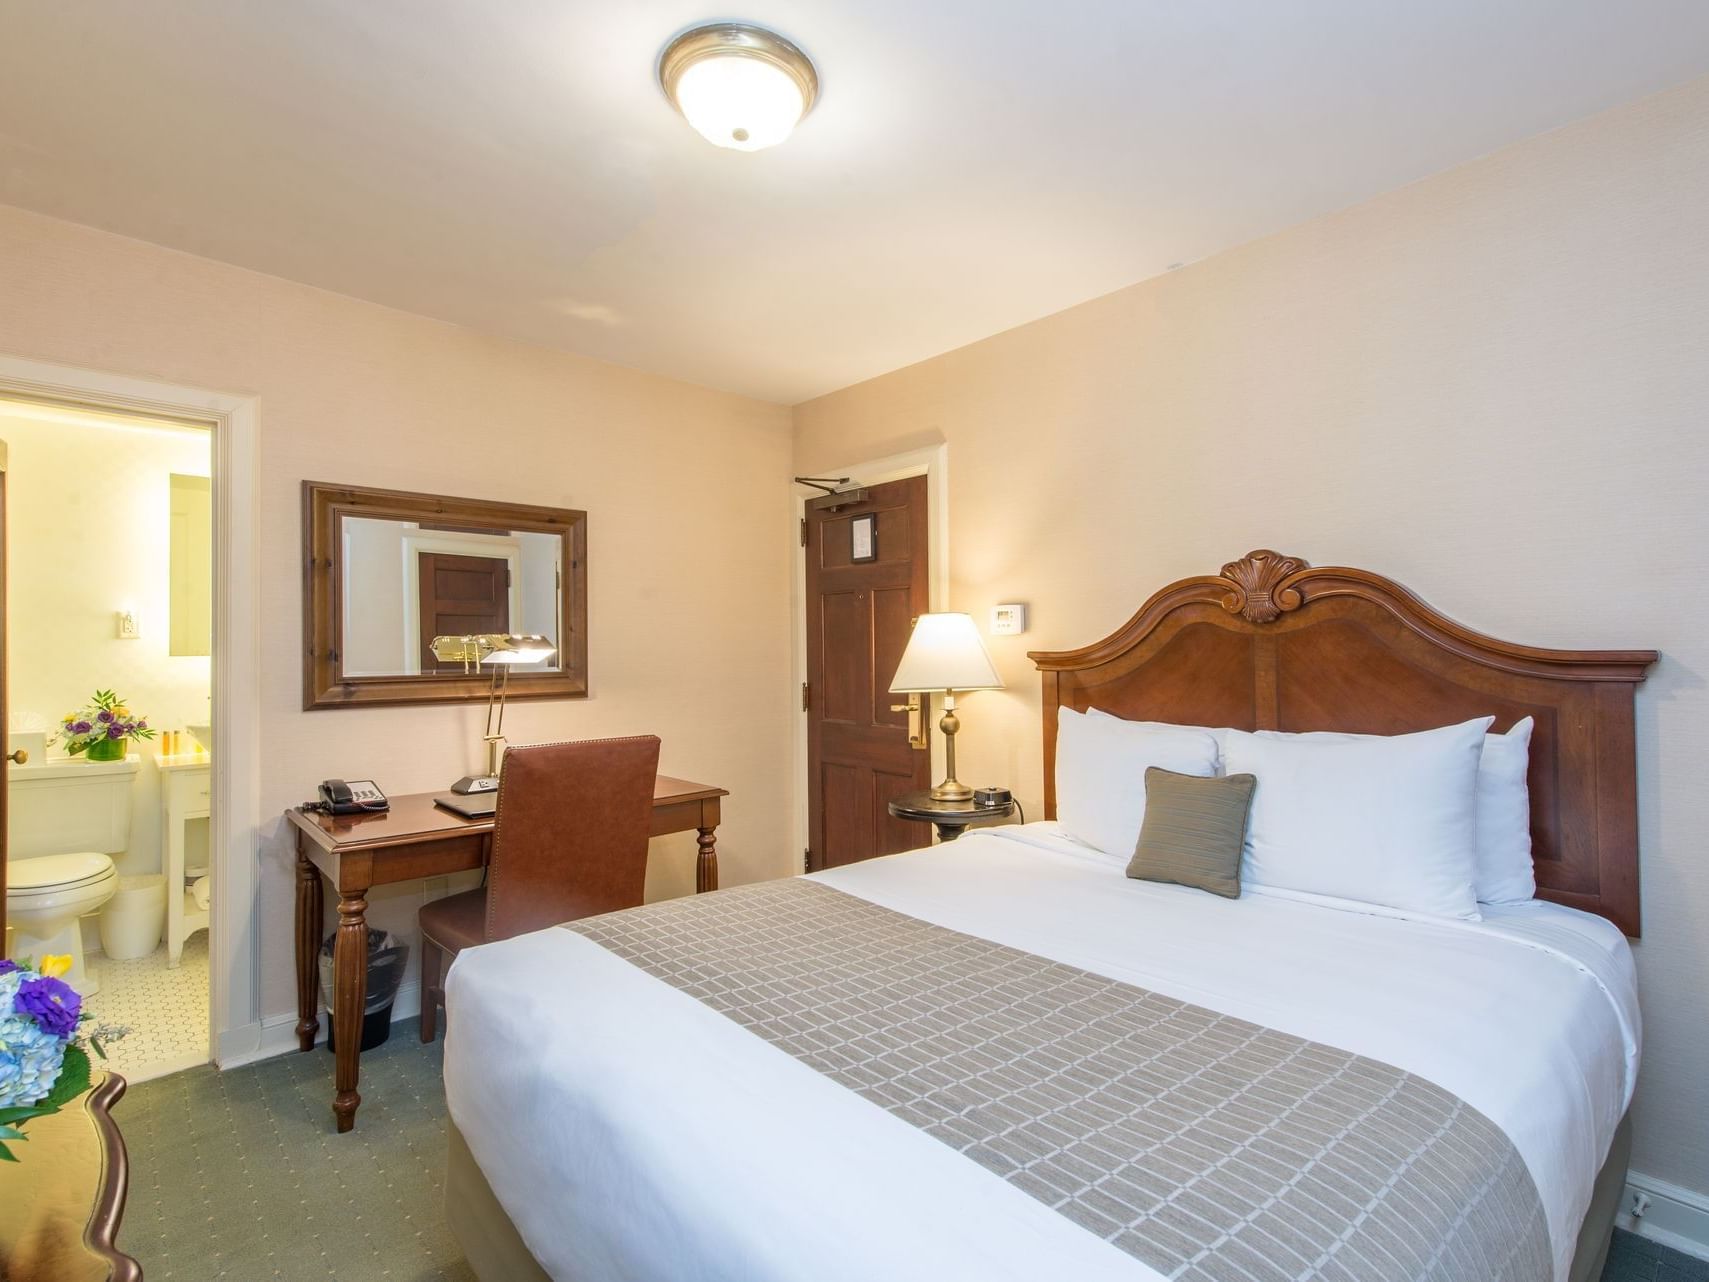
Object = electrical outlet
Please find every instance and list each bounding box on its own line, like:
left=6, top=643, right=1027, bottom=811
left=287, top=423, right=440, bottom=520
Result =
left=116, top=609, right=140, bottom=640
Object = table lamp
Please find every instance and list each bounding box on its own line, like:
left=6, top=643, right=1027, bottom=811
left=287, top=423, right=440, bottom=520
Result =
left=429, top=633, right=557, bottom=794
left=888, top=612, right=1003, bottom=802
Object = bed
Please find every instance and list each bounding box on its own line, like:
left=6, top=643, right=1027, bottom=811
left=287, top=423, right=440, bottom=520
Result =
left=442, top=551, right=1656, bottom=1282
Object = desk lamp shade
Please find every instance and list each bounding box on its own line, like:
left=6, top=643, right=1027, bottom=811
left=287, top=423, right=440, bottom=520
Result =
left=888, top=613, right=1002, bottom=802
left=429, top=633, right=556, bottom=668
left=428, top=633, right=558, bottom=793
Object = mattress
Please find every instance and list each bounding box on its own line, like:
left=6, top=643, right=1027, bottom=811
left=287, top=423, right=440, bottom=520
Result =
left=442, top=823, right=1638, bottom=1282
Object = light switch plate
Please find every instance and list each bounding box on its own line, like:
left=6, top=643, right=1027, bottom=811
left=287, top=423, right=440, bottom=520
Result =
left=990, top=603, right=1027, bottom=636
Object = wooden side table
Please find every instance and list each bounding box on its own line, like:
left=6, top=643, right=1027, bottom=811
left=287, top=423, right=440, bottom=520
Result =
left=887, top=790, right=1014, bottom=843
left=0, top=1072, right=139, bottom=1282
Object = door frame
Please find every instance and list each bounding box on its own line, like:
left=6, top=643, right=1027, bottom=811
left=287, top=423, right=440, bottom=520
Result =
left=0, top=352, right=261, bottom=1068
left=791, top=443, right=949, bottom=872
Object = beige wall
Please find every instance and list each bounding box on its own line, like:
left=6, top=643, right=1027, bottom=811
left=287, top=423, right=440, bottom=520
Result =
left=796, top=76, right=1709, bottom=1197
left=0, top=202, right=796, bottom=1021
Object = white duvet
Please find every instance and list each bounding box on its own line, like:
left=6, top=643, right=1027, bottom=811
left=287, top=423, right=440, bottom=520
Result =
left=443, top=824, right=1638, bottom=1282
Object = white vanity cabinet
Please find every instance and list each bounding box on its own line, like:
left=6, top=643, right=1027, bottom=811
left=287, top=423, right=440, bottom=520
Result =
left=157, top=751, right=211, bottom=966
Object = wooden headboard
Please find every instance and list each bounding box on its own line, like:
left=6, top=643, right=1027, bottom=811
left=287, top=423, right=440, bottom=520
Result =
left=1028, top=551, right=1657, bottom=934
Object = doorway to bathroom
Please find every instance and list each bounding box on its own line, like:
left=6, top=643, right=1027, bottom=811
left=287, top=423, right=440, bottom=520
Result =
left=0, top=396, right=215, bottom=1082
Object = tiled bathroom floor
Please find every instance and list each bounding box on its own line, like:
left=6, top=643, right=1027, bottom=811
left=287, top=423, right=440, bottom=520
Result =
left=83, top=931, right=211, bottom=1083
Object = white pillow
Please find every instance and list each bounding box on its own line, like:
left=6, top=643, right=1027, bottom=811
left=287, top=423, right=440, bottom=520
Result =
left=1055, top=708, right=1220, bottom=859
left=1222, top=717, right=1493, bottom=921
left=1090, top=707, right=1538, bottom=906
left=1088, top=706, right=1228, bottom=769
left=1476, top=718, right=1535, bottom=904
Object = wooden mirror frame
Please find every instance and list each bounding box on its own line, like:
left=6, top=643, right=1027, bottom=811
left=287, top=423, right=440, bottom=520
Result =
left=302, top=481, right=587, bottom=710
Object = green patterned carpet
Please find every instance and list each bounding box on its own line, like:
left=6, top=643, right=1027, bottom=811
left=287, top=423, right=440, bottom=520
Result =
left=117, top=1019, right=1704, bottom=1282
left=120, top=1018, right=474, bottom=1281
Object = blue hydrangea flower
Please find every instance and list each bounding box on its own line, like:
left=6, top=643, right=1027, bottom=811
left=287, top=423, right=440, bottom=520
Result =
left=0, top=1011, right=65, bottom=1108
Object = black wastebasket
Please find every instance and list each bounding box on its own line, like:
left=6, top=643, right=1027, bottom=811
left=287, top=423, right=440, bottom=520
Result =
left=319, top=927, right=410, bottom=1053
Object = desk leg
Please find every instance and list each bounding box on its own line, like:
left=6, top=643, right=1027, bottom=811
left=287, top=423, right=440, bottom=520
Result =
left=331, top=891, right=368, bottom=1133
left=695, top=826, right=719, bottom=893
left=294, top=841, right=322, bottom=1052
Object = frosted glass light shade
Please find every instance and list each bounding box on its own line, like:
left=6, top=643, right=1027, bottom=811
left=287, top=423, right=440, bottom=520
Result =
left=675, top=56, right=804, bottom=151
left=889, top=613, right=1003, bottom=694
left=659, top=23, right=818, bottom=153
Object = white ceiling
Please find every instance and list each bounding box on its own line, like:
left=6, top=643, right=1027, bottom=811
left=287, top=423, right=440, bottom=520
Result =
left=3, top=2, right=1708, bottom=404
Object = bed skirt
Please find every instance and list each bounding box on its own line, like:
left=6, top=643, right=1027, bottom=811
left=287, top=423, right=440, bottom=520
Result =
left=445, top=1111, right=1632, bottom=1282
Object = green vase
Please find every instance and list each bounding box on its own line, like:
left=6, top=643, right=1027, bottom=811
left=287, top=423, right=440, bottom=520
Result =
left=85, top=737, right=126, bottom=762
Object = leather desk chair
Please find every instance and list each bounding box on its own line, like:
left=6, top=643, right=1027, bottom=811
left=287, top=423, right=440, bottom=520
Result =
left=418, top=734, right=661, bottom=1042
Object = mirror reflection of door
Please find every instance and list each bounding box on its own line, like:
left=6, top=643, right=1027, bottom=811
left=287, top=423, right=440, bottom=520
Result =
left=418, top=552, right=511, bottom=671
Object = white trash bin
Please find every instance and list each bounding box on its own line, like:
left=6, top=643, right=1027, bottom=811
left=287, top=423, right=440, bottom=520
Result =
left=98, top=874, right=167, bottom=961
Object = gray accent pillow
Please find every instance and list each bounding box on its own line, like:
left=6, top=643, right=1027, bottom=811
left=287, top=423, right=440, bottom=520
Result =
left=1126, top=767, right=1257, bottom=898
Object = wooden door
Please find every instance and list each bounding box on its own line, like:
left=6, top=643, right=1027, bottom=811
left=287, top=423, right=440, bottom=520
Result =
left=419, top=552, right=510, bottom=670
left=805, top=475, right=930, bottom=870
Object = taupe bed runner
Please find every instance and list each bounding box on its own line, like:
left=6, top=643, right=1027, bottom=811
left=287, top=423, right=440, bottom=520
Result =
left=566, top=878, right=1550, bottom=1282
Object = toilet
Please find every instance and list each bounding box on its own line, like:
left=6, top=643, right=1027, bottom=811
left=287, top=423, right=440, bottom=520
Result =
left=6, top=754, right=138, bottom=996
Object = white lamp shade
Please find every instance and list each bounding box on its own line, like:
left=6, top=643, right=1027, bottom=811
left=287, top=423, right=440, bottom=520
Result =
left=674, top=55, right=805, bottom=151
left=888, top=613, right=1003, bottom=694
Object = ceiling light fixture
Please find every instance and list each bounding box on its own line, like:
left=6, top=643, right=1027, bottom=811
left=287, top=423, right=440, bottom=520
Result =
left=658, top=22, right=818, bottom=152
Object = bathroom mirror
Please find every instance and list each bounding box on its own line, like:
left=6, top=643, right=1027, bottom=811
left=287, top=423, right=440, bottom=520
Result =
left=169, top=473, right=213, bottom=656
left=303, top=482, right=587, bottom=709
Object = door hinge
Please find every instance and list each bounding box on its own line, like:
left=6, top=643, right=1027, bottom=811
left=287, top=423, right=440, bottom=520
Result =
left=804, top=848, right=812, bottom=873
left=799, top=517, right=808, bottom=547
left=801, top=682, right=810, bottom=711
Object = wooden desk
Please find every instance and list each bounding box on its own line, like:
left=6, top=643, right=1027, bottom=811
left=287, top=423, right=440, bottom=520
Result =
left=287, top=775, right=727, bottom=1132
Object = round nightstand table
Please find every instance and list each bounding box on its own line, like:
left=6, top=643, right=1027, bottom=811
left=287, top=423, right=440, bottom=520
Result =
left=887, top=790, right=1014, bottom=843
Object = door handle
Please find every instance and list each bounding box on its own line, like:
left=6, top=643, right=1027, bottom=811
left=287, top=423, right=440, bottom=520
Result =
left=889, top=695, right=927, bottom=750
left=7, top=748, right=27, bottom=764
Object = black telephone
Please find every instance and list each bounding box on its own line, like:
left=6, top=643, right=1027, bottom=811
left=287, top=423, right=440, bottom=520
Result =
left=316, top=778, right=390, bottom=815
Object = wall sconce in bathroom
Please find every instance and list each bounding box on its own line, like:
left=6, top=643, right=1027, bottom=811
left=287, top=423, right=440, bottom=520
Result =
left=116, top=609, right=140, bottom=640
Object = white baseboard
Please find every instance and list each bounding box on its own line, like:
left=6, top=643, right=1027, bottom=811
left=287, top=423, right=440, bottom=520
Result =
left=216, top=980, right=423, bottom=1070
left=1620, top=1170, right=1709, bottom=1262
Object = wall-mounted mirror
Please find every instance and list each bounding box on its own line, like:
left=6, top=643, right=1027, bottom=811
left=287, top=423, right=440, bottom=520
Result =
left=169, top=472, right=213, bottom=657
left=303, top=482, right=587, bottom=709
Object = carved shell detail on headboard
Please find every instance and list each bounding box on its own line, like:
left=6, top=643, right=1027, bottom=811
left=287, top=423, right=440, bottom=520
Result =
left=1219, top=549, right=1308, bottom=624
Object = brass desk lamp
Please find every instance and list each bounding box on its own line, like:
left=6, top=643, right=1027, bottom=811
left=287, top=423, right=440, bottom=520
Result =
left=429, top=633, right=557, bottom=794
left=888, top=613, right=1003, bottom=802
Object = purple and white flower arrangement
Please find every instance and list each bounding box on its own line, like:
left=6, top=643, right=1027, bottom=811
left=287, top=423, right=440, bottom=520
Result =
left=60, top=688, right=156, bottom=762
left=0, top=956, right=127, bottom=1161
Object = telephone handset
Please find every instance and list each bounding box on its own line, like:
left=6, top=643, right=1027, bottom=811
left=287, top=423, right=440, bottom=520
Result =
left=316, top=778, right=390, bottom=815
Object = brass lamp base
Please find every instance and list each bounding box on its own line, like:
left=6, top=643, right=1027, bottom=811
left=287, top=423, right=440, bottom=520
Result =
left=928, top=696, right=973, bottom=802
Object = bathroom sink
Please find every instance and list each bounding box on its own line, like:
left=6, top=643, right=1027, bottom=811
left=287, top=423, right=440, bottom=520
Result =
left=188, top=723, right=213, bottom=753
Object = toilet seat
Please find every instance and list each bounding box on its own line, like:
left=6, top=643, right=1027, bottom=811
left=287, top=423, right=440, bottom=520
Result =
left=8, top=851, right=117, bottom=896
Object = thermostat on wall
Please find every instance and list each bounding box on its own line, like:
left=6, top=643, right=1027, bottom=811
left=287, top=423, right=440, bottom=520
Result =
left=990, top=603, right=1028, bottom=636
